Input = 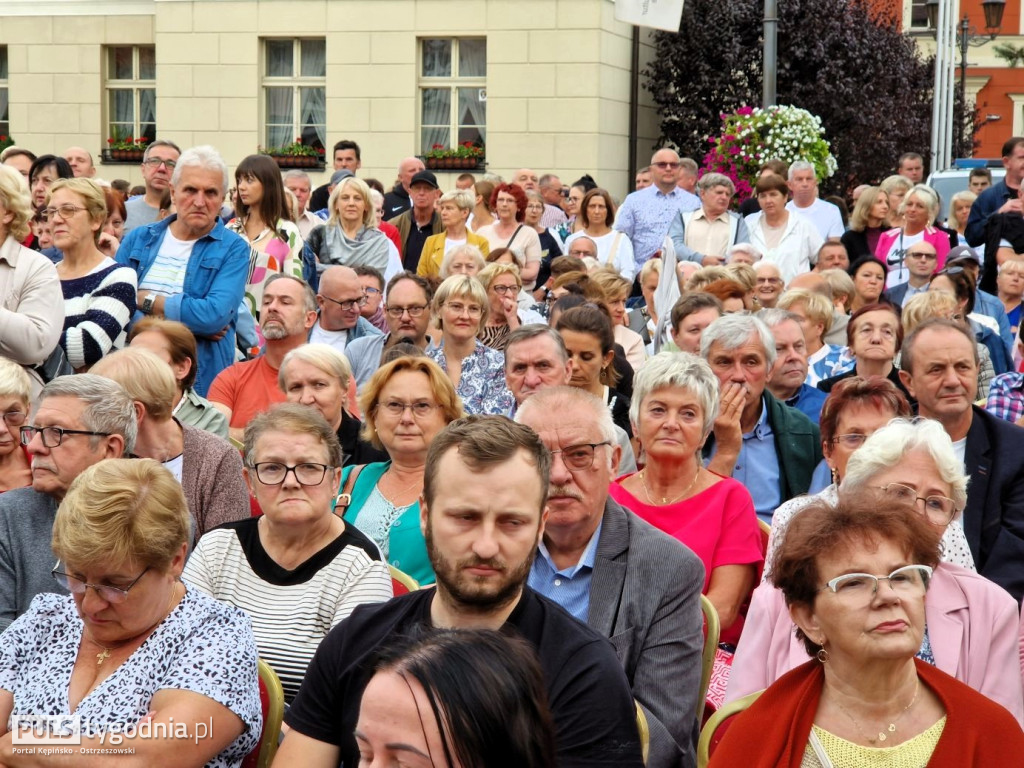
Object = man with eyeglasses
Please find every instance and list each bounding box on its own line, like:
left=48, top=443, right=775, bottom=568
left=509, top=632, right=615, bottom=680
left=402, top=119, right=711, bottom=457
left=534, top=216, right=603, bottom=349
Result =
left=0, top=374, right=135, bottom=632
left=116, top=145, right=251, bottom=396
left=886, top=241, right=938, bottom=308
left=899, top=318, right=1024, bottom=602
left=615, top=147, right=701, bottom=278
left=124, top=139, right=181, bottom=233
left=346, top=272, right=436, bottom=392
left=308, top=266, right=382, bottom=355
left=354, top=265, right=388, bottom=332
left=515, top=386, right=704, bottom=768
left=279, top=415, right=646, bottom=768
left=209, top=274, right=320, bottom=443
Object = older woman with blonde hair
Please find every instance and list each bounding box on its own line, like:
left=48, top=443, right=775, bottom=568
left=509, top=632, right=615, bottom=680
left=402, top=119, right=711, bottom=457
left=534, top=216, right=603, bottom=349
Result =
left=438, top=242, right=486, bottom=279
left=588, top=268, right=647, bottom=370
left=279, top=342, right=387, bottom=465
left=879, top=174, right=914, bottom=229
left=183, top=404, right=392, bottom=703
left=91, top=347, right=249, bottom=543
left=304, top=176, right=390, bottom=282
left=49, top=177, right=137, bottom=370
left=0, top=359, right=33, bottom=492
left=417, top=189, right=490, bottom=278
left=0, top=166, right=64, bottom=396
left=840, top=185, right=890, bottom=260
left=477, top=261, right=527, bottom=352
left=0, top=458, right=262, bottom=765
left=876, top=184, right=952, bottom=287
left=338, top=356, right=465, bottom=585
left=427, top=275, right=512, bottom=415
left=947, top=189, right=977, bottom=246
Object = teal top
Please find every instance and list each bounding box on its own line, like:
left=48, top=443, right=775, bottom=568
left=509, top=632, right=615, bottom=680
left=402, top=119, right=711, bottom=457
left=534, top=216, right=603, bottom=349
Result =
left=340, top=462, right=435, bottom=585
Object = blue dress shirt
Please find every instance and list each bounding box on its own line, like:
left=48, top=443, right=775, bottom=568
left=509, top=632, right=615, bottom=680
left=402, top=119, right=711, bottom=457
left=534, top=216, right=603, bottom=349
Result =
left=528, top=522, right=603, bottom=622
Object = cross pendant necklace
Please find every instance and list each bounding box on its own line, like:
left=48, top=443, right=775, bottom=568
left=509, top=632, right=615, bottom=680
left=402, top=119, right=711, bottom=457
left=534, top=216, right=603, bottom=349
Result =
left=94, top=647, right=111, bottom=666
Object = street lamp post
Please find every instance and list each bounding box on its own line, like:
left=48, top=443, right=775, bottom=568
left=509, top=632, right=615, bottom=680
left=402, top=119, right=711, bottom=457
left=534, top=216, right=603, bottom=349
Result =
left=927, top=0, right=1005, bottom=162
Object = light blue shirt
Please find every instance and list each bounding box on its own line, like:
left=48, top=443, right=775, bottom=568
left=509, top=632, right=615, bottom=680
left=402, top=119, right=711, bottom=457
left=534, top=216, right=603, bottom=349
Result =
left=615, top=185, right=702, bottom=270
left=527, top=521, right=603, bottom=623
left=732, top=402, right=781, bottom=523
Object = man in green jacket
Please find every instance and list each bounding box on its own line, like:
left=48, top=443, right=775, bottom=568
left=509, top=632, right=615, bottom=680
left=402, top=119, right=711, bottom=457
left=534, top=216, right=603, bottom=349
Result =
left=700, top=313, right=822, bottom=523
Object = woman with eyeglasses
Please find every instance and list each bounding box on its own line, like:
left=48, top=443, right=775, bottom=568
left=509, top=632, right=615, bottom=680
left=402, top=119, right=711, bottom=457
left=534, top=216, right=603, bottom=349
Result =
left=474, top=184, right=542, bottom=289
left=338, top=356, right=465, bottom=586
left=724, top=420, right=1022, bottom=745
left=0, top=359, right=32, bottom=492
left=426, top=275, right=513, bottom=416
left=278, top=343, right=387, bottom=466
left=226, top=154, right=304, bottom=324
left=817, top=302, right=914, bottom=404
left=476, top=261, right=531, bottom=353
left=0, top=458, right=264, bottom=765
left=183, top=404, right=392, bottom=704
left=49, top=178, right=138, bottom=371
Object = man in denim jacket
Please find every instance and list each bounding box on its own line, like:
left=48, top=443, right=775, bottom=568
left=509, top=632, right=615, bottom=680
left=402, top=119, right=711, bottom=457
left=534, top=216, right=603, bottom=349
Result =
left=116, top=145, right=249, bottom=396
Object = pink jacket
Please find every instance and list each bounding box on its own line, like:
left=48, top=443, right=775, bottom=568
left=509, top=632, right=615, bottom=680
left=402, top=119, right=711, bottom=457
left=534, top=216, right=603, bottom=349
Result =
left=875, top=225, right=952, bottom=272
left=726, top=563, right=1023, bottom=724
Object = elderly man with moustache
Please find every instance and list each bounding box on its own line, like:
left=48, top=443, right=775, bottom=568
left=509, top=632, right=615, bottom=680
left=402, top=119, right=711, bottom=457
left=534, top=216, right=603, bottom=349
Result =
left=275, top=415, right=645, bottom=768
left=701, top=313, right=822, bottom=523
left=0, top=375, right=136, bottom=631
left=899, top=318, right=1024, bottom=603
left=517, top=386, right=705, bottom=768
left=538, top=173, right=569, bottom=229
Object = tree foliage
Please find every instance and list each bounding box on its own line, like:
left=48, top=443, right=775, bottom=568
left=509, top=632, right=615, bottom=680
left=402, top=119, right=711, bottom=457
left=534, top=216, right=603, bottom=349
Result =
left=642, top=0, right=961, bottom=195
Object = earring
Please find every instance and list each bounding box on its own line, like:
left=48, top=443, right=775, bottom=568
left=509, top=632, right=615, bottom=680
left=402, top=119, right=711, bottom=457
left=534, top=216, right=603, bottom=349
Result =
left=816, top=646, right=829, bottom=663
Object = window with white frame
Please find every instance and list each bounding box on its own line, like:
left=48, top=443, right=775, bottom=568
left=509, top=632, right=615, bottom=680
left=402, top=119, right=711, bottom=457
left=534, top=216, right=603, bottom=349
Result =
left=262, top=38, right=326, bottom=152
left=908, top=0, right=930, bottom=30
left=105, top=46, right=156, bottom=146
left=0, top=46, right=10, bottom=140
left=419, top=38, right=486, bottom=155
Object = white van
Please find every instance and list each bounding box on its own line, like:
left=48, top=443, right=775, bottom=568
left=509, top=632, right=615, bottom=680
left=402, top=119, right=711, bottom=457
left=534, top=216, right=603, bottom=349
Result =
left=927, top=163, right=1006, bottom=208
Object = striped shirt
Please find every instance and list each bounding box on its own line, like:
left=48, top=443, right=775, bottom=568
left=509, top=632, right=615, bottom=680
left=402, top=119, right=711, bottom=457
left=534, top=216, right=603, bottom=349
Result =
left=138, top=229, right=193, bottom=296
left=60, top=260, right=137, bottom=369
left=182, top=518, right=393, bottom=702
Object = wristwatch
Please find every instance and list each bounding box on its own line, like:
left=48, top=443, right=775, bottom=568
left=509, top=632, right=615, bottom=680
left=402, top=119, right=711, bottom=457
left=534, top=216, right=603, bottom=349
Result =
left=141, top=293, right=156, bottom=315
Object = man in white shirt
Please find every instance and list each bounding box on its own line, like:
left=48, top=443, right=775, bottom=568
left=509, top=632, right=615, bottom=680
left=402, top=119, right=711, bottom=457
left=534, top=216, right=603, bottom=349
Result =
left=785, top=160, right=844, bottom=241
left=308, top=265, right=382, bottom=354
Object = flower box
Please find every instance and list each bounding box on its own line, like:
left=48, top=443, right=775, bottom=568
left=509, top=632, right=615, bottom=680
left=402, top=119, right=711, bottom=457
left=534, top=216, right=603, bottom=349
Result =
left=101, top=149, right=146, bottom=164
left=267, top=154, right=325, bottom=170
left=425, top=156, right=484, bottom=171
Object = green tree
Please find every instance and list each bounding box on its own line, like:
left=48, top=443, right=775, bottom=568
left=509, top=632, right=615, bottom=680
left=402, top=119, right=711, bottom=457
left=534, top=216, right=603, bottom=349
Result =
left=643, top=0, right=960, bottom=194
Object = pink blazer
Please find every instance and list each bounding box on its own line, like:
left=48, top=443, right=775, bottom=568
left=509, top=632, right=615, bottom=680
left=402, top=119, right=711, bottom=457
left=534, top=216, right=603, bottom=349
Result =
left=727, top=563, right=1023, bottom=724
left=875, top=226, right=952, bottom=271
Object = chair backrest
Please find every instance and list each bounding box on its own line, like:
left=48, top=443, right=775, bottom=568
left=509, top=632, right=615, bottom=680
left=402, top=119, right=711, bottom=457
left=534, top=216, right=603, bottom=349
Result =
left=389, top=564, right=420, bottom=595
left=241, top=659, right=285, bottom=768
left=635, top=700, right=650, bottom=766
left=696, top=689, right=762, bottom=768
left=756, top=519, right=771, bottom=582
left=697, top=594, right=720, bottom=725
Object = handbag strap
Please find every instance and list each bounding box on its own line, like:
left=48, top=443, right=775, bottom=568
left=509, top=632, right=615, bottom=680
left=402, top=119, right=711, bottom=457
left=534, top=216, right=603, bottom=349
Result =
left=334, top=464, right=365, bottom=517
left=506, top=224, right=524, bottom=248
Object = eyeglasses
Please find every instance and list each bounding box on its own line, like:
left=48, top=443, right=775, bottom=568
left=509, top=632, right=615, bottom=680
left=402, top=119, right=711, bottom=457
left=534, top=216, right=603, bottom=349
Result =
left=41, top=205, right=88, bottom=222
left=491, top=284, right=517, bottom=296
left=377, top=400, right=442, bottom=418
left=878, top=483, right=958, bottom=526
left=363, top=287, right=382, bottom=296
left=568, top=249, right=595, bottom=258
left=143, top=158, right=177, bottom=170
left=652, top=161, right=680, bottom=170
left=820, top=564, right=933, bottom=601
left=756, top=277, right=782, bottom=285
left=907, top=251, right=937, bottom=260
left=550, top=442, right=611, bottom=471
left=52, top=566, right=149, bottom=604
left=831, top=433, right=869, bottom=449
left=385, top=304, right=427, bottom=318
left=322, top=295, right=368, bottom=311
left=1, top=411, right=26, bottom=428
left=250, top=462, right=333, bottom=486
left=445, top=302, right=483, bottom=317
left=20, top=425, right=112, bottom=448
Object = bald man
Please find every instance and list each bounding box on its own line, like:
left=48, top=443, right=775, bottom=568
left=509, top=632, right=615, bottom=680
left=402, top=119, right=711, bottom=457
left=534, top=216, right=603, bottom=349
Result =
left=383, top=156, right=426, bottom=219
left=512, top=168, right=539, bottom=191
left=64, top=147, right=96, bottom=178
left=310, top=266, right=383, bottom=354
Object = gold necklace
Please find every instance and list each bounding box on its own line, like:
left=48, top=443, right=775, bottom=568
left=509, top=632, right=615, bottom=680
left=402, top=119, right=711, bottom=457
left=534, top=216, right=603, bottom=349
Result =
left=639, top=467, right=701, bottom=506
left=86, top=581, right=180, bottom=666
left=832, top=679, right=919, bottom=744
left=381, top=469, right=423, bottom=500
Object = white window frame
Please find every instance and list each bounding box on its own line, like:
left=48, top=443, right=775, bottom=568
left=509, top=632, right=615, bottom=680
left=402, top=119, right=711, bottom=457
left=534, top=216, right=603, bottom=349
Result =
left=103, top=45, right=156, bottom=146
left=906, top=0, right=931, bottom=31
left=260, top=37, right=326, bottom=154
left=0, top=46, right=8, bottom=140
left=417, top=37, right=487, bottom=157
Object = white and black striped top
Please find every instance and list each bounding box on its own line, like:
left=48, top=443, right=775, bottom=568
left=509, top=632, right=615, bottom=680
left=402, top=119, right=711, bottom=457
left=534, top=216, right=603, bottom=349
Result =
left=183, top=518, right=393, bottom=702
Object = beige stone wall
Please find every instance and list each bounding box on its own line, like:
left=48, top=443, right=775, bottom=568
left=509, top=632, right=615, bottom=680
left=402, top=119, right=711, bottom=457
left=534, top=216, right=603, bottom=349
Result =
left=0, top=0, right=663, bottom=198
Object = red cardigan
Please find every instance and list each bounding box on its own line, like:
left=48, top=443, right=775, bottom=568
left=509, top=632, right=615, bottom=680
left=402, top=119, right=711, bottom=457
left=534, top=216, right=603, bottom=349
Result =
left=709, top=658, right=1024, bottom=766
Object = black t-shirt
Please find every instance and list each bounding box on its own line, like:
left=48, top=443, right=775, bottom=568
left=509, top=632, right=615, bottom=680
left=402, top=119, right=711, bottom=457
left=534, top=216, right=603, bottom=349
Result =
left=309, top=183, right=331, bottom=215
left=401, top=220, right=434, bottom=272
left=285, top=587, right=644, bottom=767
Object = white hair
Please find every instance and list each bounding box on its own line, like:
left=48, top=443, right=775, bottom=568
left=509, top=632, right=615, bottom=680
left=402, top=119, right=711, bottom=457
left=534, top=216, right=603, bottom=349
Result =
left=170, top=145, right=229, bottom=194
left=787, top=160, right=816, bottom=180
left=700, top=313, right=777, bottom=368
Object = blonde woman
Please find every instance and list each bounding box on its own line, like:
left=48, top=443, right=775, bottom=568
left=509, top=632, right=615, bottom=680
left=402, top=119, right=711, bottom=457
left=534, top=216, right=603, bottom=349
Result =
left=879, top=174, right=913, bottom=229
left=304, top=176, right=390, bottom=280
left=0, top=359, right=32, bottom=492
left=840, top=185, right=890, bottom=260
left=417, top=189, right=490, bottom=278
left=947, top=189, right=977, bottom=248
left=476, top=261, right=526, bottom=352
left=589, top=268, right=646, bottom=370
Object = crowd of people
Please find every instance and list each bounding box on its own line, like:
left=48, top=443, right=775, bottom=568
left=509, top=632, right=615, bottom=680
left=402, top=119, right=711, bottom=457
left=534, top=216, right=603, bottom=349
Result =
left=0, top=133, right=1020, bottom=766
